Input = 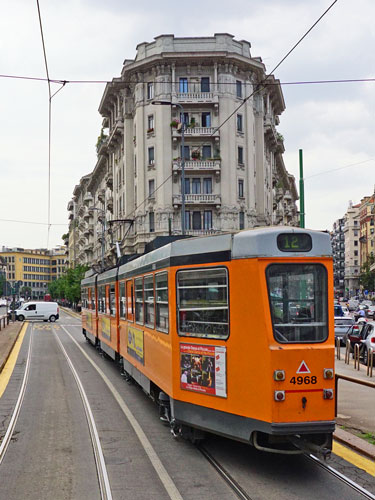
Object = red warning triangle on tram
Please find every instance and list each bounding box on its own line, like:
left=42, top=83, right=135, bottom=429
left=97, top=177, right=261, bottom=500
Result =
left=296, top=360, right=310, bottom=374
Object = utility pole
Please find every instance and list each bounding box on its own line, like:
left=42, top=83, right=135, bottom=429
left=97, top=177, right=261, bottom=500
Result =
left=299, top=149, right=305, bottom=228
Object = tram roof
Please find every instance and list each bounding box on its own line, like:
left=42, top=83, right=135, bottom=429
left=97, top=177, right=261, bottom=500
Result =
left=112, top=227, right=331, bottom=279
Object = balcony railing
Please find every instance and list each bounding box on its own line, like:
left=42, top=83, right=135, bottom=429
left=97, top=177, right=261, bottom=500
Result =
left=172, top=159, right=221, bottom=174
left=172, top=92, right=219, bottom=104
left=173, top=194, right=221, bottom=206
left=172, top=127, right=219, bottom=140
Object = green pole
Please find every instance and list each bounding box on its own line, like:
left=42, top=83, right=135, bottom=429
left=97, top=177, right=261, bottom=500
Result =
left=299, top=149, right=305, bottom=228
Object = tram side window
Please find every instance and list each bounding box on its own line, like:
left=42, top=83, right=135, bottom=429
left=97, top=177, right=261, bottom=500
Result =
left=91, top=287, right=96, bottom=311
left=110, top=284, right=116, bottom=316
left=98, top=285, right=105, bottom=313
left=266, top=264, right=328, bottom=343
left=144, top=275, right=155, bottom=328
left=82, top=288, right=88, bottom=309
left=177, top=267, right=229, bottom=339
left=135, top=277, right=144, bottom=324
left=119, top=281, right=126, bottom=319
left=155, top=272, right=168, bottom=332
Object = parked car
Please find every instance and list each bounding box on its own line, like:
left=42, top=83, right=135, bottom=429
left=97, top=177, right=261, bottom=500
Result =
left=334, top=304, right=345, bottom=317
left=348, top=299, right=359, bottom=311
left=366, top=305, right=375, bottom=318
left=362, top=300, right=373, bottom=307
left=341, top=305, right=350, bottom=316
left=361, top=322, right=375, bottom=365
left=344, top=319, right=368, bottom=353
left=334, top=316, right=355, bottom=345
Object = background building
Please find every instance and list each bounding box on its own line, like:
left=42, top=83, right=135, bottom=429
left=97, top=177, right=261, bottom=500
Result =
left=331, top=218, right=345, bottom=297
left=343, top=201, right=360, bottom=297
left=0, top=247, right=67, bottom=299
left=67, top=34, right=299, bottom=270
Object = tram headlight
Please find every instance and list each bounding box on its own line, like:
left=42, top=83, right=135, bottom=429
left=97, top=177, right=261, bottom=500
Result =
left=323, top=389, right=334, bottom=400
left=324, top=368, right=334, bottom=379
left=274, top=390, right=285, bottom=401
left=274, top=370, right=285, bottom=381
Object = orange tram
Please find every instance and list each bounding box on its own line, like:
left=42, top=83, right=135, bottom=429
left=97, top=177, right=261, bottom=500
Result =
left=81, top=227, right=335, bottom=456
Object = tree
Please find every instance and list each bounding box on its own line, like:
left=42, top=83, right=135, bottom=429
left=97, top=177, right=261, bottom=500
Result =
left=20, top=286, right=32, bottom=298
left=48, top=265, right=88, bottom=306
left=359, top=255, right=375, bottom=293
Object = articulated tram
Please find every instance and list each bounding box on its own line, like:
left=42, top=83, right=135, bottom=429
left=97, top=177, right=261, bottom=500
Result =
left=81, top=227, right=335, bottom=455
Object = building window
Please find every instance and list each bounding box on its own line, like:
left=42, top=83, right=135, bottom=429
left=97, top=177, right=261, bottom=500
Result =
left=180, top=112, right=189, bottom=126
left=147, top=82, right=154, bottom=100
left=354, top=230, right=358, bottom=236
left=148, top=212, right=155, bottom=233
left=179, top=78, right=188, bottom=93
left=237, top=114, right=243, bottom=132
left=204, top=210, right=212, bottom=229
left=354, top=240, right=358, bottom=246
left=354, top=260, right=358, bottom=265
left=147, top=115, right=154, bottom=132
left=149, top=179, right=155, bottom=198
left=192, top=178, right=201, bottom=194
left=182, top=178, right=190, bottom=195
left=354, top=250, right=358, bottom=256
left=201, top=77, right=210, bottom=92
left=135, top=277, right=144, bottom=324
left=148, top=147, right=155, bottom=165
left=202, top=145, right=212, bottom=160
left=236, top=80, right=242, bottom=98
left=203, top=178, right=212, bottom=194
left=202, top=112, right=211, bottom=128
left=180, top=145, right=190, bottom=160
left=192, top=211, right=202, bottom=230
left=238, top=146, right=243, bottom=165
left=185, top=211, right=191, bottom=230
left=238, top=179, right=244, bottom=198
left=155, top=272, right=168, bottom=332
left=239, top=211, right=245, bottom=230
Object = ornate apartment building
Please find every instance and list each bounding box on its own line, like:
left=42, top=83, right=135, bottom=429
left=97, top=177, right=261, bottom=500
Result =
left=67, top=34, right=298, bottom=269
left=343, top=201, right=360, bottom=297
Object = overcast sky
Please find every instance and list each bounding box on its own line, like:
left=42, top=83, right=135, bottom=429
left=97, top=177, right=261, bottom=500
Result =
left=1, top=0, right=374, bottom=249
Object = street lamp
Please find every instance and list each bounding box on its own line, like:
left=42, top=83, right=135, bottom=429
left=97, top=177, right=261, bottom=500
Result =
left=152, top=100, right=186, bottom=235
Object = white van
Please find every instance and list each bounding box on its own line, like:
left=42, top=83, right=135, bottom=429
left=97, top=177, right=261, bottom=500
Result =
left=14, top=302, right=59, bottom=322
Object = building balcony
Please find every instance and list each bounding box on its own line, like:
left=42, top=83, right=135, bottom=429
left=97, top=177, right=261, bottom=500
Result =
left=67, top=200, right=74, bottom=211
left=105, top=171, right=113, bottom=189
left=98, top=189, right=105, bottom=203
left=107, top=196, right=114, bottom=213
left=96, top=137, right=108, bottom=155
left=84, top=244, right=93, bottom=254
left=173, top=194, right=221, bottom=207
left=107, top=117, right=124, bottom=148
left=83, top=193, right=93, bottom=206
left=264, top=114, right=278, bottom=150
left=185, top=229, right=221, bottom=236
left=172, top=159, right=221, bottom=176
left=77, top=204, right=85, bottom=217
left=172, top=92, right=219, bottom=105
left=172, top=127, right=220, bottom=140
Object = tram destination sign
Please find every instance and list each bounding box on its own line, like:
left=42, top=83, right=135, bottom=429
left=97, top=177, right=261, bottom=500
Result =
left=277, top=233, right=312, bottom=253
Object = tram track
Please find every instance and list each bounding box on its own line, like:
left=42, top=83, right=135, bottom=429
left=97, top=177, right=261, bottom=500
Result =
left=306, top=453, right=375, bottom=500
left=197, top=441, right=375, bottom=500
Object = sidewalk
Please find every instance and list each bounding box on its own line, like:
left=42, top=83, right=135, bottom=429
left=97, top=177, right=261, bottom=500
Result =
left=0, top=320, right=24, bottom=373
left=334, top=350, right=375, bottom=460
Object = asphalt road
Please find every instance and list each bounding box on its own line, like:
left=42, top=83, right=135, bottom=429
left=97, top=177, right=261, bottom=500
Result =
left=0, top=312, right=373, bottom=499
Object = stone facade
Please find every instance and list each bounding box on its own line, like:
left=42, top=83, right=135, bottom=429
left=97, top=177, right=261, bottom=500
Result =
left=67, top=34, right=299, bottom=269
left=343, top=201, right=360, bottom=297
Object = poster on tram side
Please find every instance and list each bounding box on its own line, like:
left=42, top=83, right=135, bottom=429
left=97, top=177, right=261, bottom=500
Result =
left=179, top=343, right=227, bottom=398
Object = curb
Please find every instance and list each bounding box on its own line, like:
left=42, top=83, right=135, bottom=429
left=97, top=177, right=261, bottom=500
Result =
left=334, top=428, right=375, bottom=461
left=60, top=307, right=81, bottom=319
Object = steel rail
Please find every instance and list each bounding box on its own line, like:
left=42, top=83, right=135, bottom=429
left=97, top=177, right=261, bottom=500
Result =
left=197, top=445, right=253, bottom=500
left=0, top=323, right=33, bottom=464
left=307, top=454, right=375, bottom=500
left=54, top=331, right=113, bottom=500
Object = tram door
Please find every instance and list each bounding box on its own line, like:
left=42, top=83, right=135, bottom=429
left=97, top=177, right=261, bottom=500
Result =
left=126, top=280, right=134, bottom=322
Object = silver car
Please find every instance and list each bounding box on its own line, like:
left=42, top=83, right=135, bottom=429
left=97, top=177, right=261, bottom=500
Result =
left=334, top=316, right=355, bottom=345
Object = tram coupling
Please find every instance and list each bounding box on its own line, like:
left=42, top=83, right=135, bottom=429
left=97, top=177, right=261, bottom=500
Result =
left=289, top=435, right=332, bottom=460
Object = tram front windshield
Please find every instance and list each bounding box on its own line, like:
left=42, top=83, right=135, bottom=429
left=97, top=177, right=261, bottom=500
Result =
left=266, top=264, right=328, bottom=343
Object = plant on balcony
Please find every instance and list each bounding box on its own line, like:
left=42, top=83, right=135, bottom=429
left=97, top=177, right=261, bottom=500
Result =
left=170, top=119, right=180, bottom=128
left=147, top=128, right=154, bottom=134
left=191, top=150, right=201, bottom=160
left=188, top=117, right=196, bottom=128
